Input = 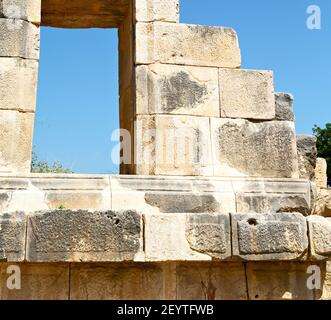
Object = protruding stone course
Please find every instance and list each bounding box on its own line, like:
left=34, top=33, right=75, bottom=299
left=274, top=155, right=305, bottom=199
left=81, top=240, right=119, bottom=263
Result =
left=297, top=135, right=317, bottom=180
left=211, top=118, right=299, bottom=178
left=0, top=18, right=39, bottom=59
left=0, top=212, right=26, bottom=262
left=275, top=93, right=295, bottom=121
left=219, top=69, right=275, bottom=120
left=26, top=210, right=142, bottom=262
left=307, top=216, right=331, bottom=260
left=136, top=22, right=241, bottom=68
left=135, top=0, right=179, bottom=23
left=0, top=0, right=41, bottom=24
left=186, top=214, right=231, bottom=260
left=231, top=213, right=308, bottom=261
left=136, top=64, right=219, bottom=117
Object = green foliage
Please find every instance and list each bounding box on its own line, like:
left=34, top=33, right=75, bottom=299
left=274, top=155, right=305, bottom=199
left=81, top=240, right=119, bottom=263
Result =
left=313, top=123, right=331, bottom=183
left=31, top=150, right=73, bottom=174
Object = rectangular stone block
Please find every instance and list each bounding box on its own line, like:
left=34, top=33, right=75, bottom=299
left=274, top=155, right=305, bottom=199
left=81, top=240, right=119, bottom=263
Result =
left=219, top=68, right=275, bottom=120
left=135, top=115, right=213, bottom=176
left=0, top=263, right=69, bottom=300
left=0, top=58, right=38, bottom=112
left=135, top=0, right=179, bottom=23
left=0, top=0, right=41, bottom=24
left=70, top=263, right=164, bottom=300
left=143, top=213, right=213, bottom=261
left=297, top=135, right=317, bottom=180
left=315, top=158, right=328, bottom=189
left=307, top=216, right=331, bottom=260
left=0, top=18, right=39, bottom=59
left=236, top=193, right=310, bottom=216
left=246, top=262, right=319, bottom=300
left=136, top=64, right=220, bottom=117
left=232, top=213, right=308, bottom=261
left=176, top=262, right=247, bottom=300
left=136, top=22, right=241, bottom=68
left=275, top=92, right=294, bottom=121
left=26, top=210, right=143, bottom=262
left=0, top=212, right=26, bottom=262
left=211, top=118, right=300, bottom=178
left=0, top=110, right=35, bottom=174
left=186, top=213, right=231, bottom=260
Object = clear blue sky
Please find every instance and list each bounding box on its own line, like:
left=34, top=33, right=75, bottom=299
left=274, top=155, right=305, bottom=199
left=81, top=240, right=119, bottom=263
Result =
left=34, top=0, right=331, bottom=174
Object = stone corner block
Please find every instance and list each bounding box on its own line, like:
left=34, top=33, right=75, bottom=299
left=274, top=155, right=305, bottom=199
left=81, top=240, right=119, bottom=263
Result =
left=297, top=134, right=317, bottom=180
left=275, top=92, right=294, bottom=121
left=219, top=68, right=275, bottom=120
left=315, top=158, right=328, bottom=189
left=0, top=0, right=41, bottom=24
left=136, top=22, right=241, bottom=68
left=231, top=212, right=308, bottom=261
left=26, top=210, right=142, bottom=263
left=135, top=0, right=179, bottom=23
left=0, top=211, right=26, bottom=262
left=307, top=216, right=331, bottom=260
left=186, top=213, right=231, bottom=260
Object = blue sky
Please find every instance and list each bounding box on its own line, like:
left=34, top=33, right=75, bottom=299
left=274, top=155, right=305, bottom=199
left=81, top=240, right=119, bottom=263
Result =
left=33, top=0, right=331, bottom=174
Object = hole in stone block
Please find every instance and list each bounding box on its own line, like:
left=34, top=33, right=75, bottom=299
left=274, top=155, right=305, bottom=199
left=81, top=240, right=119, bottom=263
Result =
left=247, top=218, right=258, bottom=226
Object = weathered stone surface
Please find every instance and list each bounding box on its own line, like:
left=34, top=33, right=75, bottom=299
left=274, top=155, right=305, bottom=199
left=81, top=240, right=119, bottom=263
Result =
left=297, top=135, right=317, bottom=180
left=236, top=193, right=310, bottom=215
left=211, top=118, right=299, bottom=178
left=0, top=0, right=41, bottom=24
left=246, top=262, right=320, bottom=300
left=232, top=213, right=308, bottom=261
left=312, top=188, right=331, bottom=217
left=135, top=115, right=213, bottom=176
left=320, top=261, right=331, bottom=300
left=136, top=64, right=220, bottom=117
left=0, top=212, right=26, bottom=261
left=275, top=93, right=294, bottom=121
left=0, top=263, right=69, bottom=300
left=144, top=213, right=212, bottom=261
left=0, top=110, right=34, bottom=174
left=0, top=18, right=39, bottom=59
left=315, top=158, right=328, bottom=188
left=0, top=58, right=38, bottom=112
left=136, top=22, right=241, bottom=68
left=176, top=262, right=247, bottom=300
left=26, top=210, right=142, bottom=262
left=186, top=214, right=231, bottom=260
left=70, top=263, right=164, bottom=300
left=219, top=68, right=275, bottom=120
left=307, top=216, right=331, bottom=260
left=135, top=0, right=179, bottom=23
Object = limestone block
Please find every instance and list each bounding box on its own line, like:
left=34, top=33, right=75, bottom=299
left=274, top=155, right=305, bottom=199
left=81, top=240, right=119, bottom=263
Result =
left=310, top=188, right=331, bottom=217
left=211, top=118, right=299, bottom=178
left=0, top=110, right=35, bottom=174
left=219, top=68, right=275, bottom=120
left=0, top=18, right=39, bottom=59
left=307, top=216, right=331, bottom=260
left=0, top=0, right=41, bottom=24
left=135, top=115, right=213, bottom=176
left=136, top=64, right=220, bottom=117
left=136, top=22, right=241, bottom=68
left=176, top=262, right=247, bottom=300
left=26, top=210, right=142, bottom=262
left=0, top=212, right=26, bottom=262
left=0, top=58, right=38, bottom=112
left=143, top=213, right=212, bottom=261
left=70, top=263, right=164, bottom=300
left=246, top=262, right=319, bottom=300
left=186, top=213, right=231, bottom=260
left=297, top=135, right=317, bottom=180
left=135, top=0, right=179, bottom=23
left=320, top=261, right=331, bottom=300
left=231, top=213, right=308, bottom=261
left=275, top=92, right=294, bottom=121
left=315, top=158, right=328, bottom=188
left=0, top=263, right=69, bottom=300
left=236, top=193, right=310, bottom=216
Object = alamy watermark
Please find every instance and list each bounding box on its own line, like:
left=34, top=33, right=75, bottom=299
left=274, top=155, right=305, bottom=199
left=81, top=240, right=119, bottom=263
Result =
left=307, top=5, right=321, bottom=30
left=6, top=265, right=21, bottom=290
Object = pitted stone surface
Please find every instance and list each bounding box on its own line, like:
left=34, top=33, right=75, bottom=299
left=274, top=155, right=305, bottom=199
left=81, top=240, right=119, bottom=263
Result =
left=27, top=210, right=142, bottom=262
left=275, top=93, right=294, bottom=121
left=0, top=0, right=41, bottom=23
left=0, top=212, right=26, bottom=261
left=297, top=135, right=317, bottom=180
left=232, top=213, right=308, bottom=261
left=186, top=213, right=231, bottom=260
